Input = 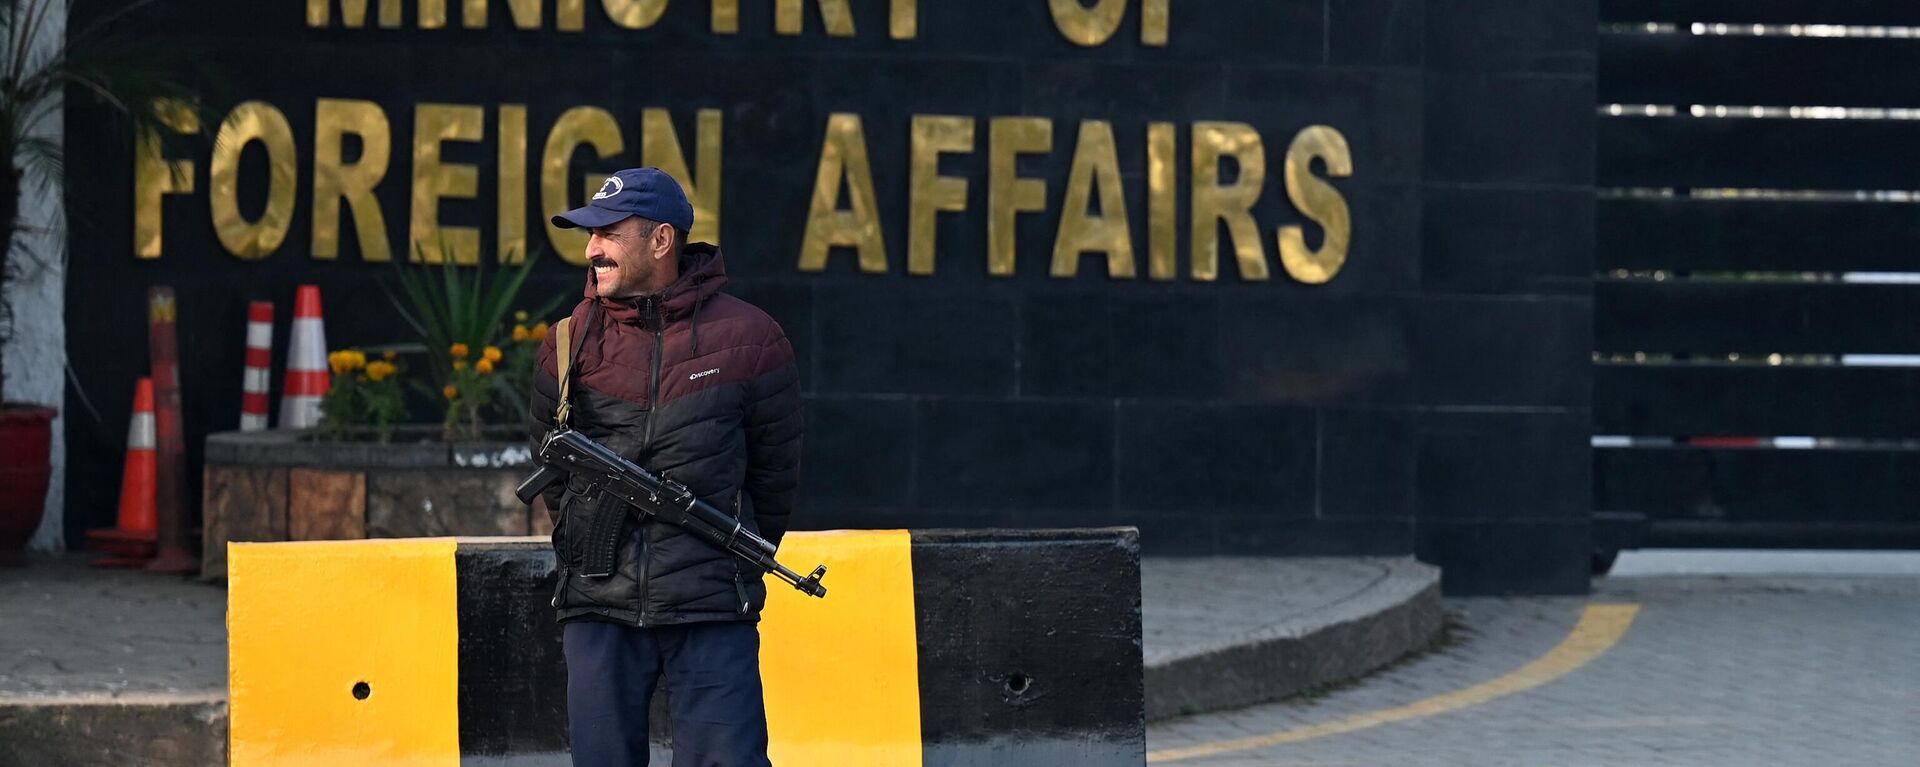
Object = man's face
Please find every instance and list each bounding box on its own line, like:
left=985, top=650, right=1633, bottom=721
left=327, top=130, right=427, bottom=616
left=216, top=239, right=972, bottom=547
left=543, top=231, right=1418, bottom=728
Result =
left=586, top=217, right=658, bottom=298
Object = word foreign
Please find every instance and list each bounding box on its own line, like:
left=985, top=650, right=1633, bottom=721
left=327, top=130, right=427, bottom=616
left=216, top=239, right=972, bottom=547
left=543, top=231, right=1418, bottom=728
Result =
left=136, top=100, right=1352, bottom=283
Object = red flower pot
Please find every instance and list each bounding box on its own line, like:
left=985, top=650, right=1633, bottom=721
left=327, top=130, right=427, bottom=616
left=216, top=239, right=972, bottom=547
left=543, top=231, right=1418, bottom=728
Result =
left=0, top=405, right=55, bottom=564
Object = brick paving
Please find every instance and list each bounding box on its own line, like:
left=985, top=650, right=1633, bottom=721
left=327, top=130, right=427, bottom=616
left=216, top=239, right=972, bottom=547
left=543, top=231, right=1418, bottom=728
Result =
left=1148, top=573, right=1920, bottom=766
left=0, top=555, right=225, bottom=698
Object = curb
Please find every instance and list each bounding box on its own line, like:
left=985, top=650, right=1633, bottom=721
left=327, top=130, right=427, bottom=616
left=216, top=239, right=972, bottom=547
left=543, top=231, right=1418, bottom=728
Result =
left=1145, top=558, right=1443, bottom=721
left=0, top=693, right=227, bottom=767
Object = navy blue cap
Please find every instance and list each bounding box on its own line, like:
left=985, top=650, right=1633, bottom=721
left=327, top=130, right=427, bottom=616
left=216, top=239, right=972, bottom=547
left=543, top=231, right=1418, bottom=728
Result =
left=552, top=168, right=695, bottom=232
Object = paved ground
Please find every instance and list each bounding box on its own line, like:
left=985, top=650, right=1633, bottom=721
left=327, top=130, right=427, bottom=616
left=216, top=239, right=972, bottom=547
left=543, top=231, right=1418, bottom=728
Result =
left=1148, top=554, right=1920, bottom=766
left=0, top=556, right=225, bottom=699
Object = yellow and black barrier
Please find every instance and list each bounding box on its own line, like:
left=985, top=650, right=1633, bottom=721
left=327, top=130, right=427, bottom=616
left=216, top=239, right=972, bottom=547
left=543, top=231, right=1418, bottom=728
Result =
left=228, top=529, right=1143, bottom=766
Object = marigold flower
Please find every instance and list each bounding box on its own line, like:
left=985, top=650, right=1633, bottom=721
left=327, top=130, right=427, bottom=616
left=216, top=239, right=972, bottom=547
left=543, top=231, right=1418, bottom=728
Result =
left=443, top=385, right=459, bottom=400
left=483, top=345, right=503, bottom=363
left=454, top=360, right=468, bottom=371
left=532, top=322, right=550, bottom=342
left=476, top=358, right=495, bottom=375
left=512, top=325, right=529, bottom=342
left=328, top=350, right=366, bottom=375
left=383, top=350, right=398, bottom=362
left=365, top=361, right=396, bottom=382
left=450, top=342, right=470, bottom=359
left=514, top=310, right=529, bottom=322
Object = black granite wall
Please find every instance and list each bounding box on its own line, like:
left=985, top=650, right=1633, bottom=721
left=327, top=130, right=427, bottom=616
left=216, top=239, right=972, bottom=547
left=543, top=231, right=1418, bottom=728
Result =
left=63, top=0, right=1595, bottom=594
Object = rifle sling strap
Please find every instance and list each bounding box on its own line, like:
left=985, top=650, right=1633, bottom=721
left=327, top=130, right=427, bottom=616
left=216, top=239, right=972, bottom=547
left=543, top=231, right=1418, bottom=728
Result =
left=555, top=316, right=574, bottom=426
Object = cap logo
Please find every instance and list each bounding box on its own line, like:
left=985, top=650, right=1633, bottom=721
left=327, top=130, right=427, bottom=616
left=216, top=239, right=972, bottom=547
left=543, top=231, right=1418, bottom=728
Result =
left=592, top=175, right=624, bottom=201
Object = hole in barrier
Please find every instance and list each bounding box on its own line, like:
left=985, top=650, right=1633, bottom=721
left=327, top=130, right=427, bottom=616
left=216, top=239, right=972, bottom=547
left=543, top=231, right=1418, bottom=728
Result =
left=353, top=681, right=371, bottom=700
left=1005, top=672, right=1032, bottom=696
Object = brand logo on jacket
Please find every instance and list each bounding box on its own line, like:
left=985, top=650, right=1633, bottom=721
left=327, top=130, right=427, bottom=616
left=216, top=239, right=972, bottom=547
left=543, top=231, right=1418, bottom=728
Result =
left=690, top=368, right=720, bottom=380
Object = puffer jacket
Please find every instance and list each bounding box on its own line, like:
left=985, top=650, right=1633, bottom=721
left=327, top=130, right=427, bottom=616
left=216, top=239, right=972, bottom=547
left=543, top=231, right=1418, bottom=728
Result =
left=528, top=243, right=803, bottom=626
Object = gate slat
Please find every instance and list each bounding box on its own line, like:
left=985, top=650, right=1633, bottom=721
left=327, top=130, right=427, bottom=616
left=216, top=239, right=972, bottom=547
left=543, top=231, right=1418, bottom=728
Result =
left=1597, top=445, right=1920, bottom=524
left=1600, top=34, right=1920, bottom=108
left=1596, top=281, right=1920, bottom=355
left=1599, top=198, right=1920, bottom=272
left=1599, top=117, right=1920, bottom=189
left=1602, top=1, right=1920, bottom=24
left=1595, top=364, right=1920, bottom=437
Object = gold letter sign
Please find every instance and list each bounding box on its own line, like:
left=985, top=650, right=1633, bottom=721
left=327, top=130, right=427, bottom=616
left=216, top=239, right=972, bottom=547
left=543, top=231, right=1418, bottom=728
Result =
left=1278, top=125, right=1353, bottom=284
left=798, top=113, right=888, bottom=273
left=134, top=99, right=199, bottom=260
left=410, top=103, right=485, bottom=264
left=209, top=102, right=298, bottom=261
left=312, top=98, right=393, bottom=262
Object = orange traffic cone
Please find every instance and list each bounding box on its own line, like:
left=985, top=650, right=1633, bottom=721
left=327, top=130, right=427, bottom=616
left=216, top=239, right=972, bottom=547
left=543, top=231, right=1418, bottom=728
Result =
left=279, top=285, right=330, bottom=429
left=87, top=377, right=158, bottom=567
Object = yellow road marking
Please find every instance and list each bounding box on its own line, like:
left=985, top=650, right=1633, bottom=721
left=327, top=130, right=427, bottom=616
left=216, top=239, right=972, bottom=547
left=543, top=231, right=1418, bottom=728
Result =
left=1147, top=603, right=1641, bottom=763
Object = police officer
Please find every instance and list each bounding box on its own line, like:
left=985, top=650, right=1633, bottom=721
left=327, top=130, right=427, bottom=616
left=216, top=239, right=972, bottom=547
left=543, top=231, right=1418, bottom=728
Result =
left=529, top=168, right=803, bottom=766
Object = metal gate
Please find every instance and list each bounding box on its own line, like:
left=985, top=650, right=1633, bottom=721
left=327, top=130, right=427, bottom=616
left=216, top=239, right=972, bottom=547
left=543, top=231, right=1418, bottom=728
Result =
left=1595, top=0, right=1920, bottom=551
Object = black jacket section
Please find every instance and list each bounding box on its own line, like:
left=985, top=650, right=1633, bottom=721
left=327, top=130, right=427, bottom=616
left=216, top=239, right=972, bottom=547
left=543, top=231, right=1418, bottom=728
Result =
left=528, top=245, right=803, bottom=626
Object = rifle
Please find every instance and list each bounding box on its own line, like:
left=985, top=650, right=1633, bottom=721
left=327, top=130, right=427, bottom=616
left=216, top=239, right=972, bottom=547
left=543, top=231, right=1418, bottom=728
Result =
left=518, top=427, right=828, bottom=598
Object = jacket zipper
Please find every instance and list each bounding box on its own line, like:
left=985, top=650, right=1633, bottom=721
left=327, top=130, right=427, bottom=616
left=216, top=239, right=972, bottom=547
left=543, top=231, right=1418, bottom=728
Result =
left=643, top=297, right=663, bottom=450
left=636, top=296, right=664, bottom=627
left=731, top=491, right=749, bottom=614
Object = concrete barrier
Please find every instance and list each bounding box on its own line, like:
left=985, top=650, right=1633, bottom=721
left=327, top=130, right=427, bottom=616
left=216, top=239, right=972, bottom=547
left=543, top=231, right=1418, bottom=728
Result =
left=228, top=529, right=1143, bottom=766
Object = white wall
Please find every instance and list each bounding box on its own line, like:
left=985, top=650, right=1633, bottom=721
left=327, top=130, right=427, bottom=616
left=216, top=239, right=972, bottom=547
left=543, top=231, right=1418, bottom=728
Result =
left=9, top=1, right=68, bottom=552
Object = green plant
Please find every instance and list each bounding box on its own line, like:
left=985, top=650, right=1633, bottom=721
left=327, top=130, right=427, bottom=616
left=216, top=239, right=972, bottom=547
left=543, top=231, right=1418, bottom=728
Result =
left=0, top=0, right=196, bottom=404
left=385, top=243, right=561, bottom=440
left=317, top=349, right=405, bottom=442
left=438, top=341, right=504, bottom=441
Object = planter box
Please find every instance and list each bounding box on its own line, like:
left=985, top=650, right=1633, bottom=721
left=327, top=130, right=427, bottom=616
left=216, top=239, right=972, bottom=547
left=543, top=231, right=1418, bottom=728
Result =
left=201, top=429, right=549, bottom=580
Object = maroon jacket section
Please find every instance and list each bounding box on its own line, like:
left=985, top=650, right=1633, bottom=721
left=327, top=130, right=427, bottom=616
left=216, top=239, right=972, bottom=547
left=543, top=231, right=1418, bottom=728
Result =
left=529, top=244, right=804, bottom=626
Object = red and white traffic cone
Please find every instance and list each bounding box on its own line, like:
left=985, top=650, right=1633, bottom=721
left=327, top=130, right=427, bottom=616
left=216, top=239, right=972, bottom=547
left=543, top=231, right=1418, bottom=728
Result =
left=279, top=286, right=330, bottom=429
left=86, top=378, right=158, bottom=567
left=240, top=300, right=274, bottom=431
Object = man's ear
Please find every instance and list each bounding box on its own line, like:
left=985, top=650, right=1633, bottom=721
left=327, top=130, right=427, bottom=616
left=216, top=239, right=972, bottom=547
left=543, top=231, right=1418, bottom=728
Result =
left=652, top=224, right=675, bottom=261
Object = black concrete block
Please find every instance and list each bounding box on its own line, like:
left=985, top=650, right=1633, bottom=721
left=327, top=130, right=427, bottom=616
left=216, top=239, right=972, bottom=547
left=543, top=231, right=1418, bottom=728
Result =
left=1159, top=0, right=1324, bottom=66
left=1417, top=520, right=1591, bottom=595
left=916, top=400, right=1113, bottom=511
left=1019, top=60, right=1228, bottom=120
left=1320, top=408, right=1418, bottom=519
left=911, top=528, right=1143, bottom=765
left=1425, top=0, right=1597, bottom=74
left=1328, top=0, right=1425, bottom=67
left=1115, top=402, right=1315, bottom=515
left=1022, top=290, right=1222, bottom=399
left=1216, top=295, right=1414, bottom=406
left=1424, top=73, right=1597, bottom=186
left=1211, top=515, right=1417, bottom=556
left=813, top=287, right=1017, bottom=396
left=1422, top=186, right=1594, bottom=296
left=1411, top=297, right=1591, bottom=407
left=797, top=396, right=916, bottom=511
left=1417, top=409, right=1591, bottom=522
left=455, top=546, right=567, bottom=756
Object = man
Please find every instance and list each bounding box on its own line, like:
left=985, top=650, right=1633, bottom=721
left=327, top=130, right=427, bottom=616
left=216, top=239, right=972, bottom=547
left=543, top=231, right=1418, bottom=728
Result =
left=528, top=167, right=803, bottom=766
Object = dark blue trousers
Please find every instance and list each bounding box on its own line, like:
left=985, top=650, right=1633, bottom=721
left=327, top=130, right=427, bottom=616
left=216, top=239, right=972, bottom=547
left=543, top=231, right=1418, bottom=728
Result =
left=563, top=620, right=773, bottom=767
